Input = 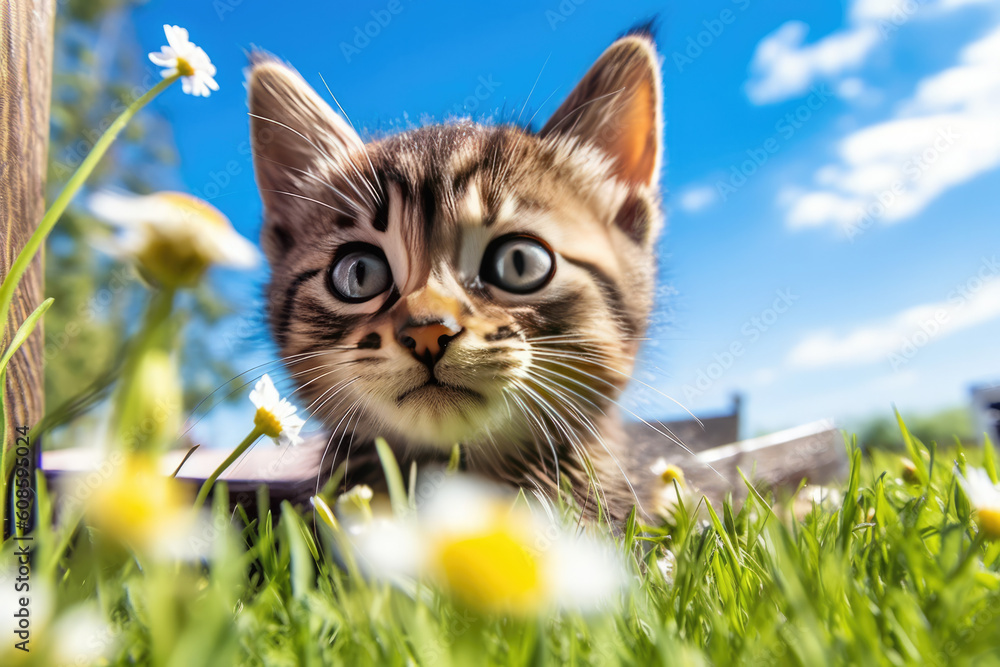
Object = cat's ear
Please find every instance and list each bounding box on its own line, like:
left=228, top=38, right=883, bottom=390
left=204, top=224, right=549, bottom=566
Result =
left=247, top=53, right=363, bottom=217
left=540, top=33, right=662, bottom=190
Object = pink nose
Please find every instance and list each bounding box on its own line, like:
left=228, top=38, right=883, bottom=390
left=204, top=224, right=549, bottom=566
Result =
left=398, top=322, right=462, bottom=366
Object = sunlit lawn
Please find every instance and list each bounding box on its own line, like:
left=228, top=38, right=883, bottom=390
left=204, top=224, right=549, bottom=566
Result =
left=4, top=419, right=1000, bottom=666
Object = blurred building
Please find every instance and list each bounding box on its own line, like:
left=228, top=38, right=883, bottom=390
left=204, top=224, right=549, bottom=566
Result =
left=971, top=383, right=1000, bottom=445
left=637, top=393, right=743, bottom=453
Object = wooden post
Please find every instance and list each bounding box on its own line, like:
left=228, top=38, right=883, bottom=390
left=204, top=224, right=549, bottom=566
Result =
left=1, top=0, right=55, bottom=448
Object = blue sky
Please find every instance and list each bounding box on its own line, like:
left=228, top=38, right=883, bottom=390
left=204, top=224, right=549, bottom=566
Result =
left=122, top=0, right=1000, bottom=440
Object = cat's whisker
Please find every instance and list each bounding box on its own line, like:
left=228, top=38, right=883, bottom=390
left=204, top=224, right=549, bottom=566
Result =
left=498, top=55, right=552, bottom=185
left=524, top=380, right=637, bottom=517
left=507, top=384, right=562, bottom=486
left=528, top=347, right=703, bottom=425
left=288, top=363, right=358, bottom=401
left=524, top=334, right=649, bottom=344
left=184, top=352, right=324, bottom=418
left=249, top=112, right=372, bottom=207
left=304, top=376, right=360, bottom=414
left=259, top=189, right=352, bottom=217
left=530, top=363, right=728, bottom=484
left=314, top=394, right=364, bottom=497
left=527, top=354, right=687, bottom=450
left=179, top=353, right=336, bottom=439
left=309, top=380, right=371, bottom=496
left=325, top=396, right=369, bottom=493
left=251, top=151, right=365, bottom=214
left=317, top=72, right=384, bottom=205
left=513, top=377, right=609, bottom=514
left=517, top=54, right=549, bottom=127
left=516, top=373, right=623, bottom=510
left=506, top=387, right=571, bottom=492
left=345, top=395, right=373, bottom=473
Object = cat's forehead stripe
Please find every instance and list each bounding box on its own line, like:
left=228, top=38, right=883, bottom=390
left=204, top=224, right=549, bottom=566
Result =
left=371, top=195, right=389, bottom=232
left=274, top=268, right=321, bottom=345
left=561, top=255, right=637, bottom=336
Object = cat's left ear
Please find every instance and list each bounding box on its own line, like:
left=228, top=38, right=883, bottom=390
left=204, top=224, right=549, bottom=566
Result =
left=247, top=53, right=364, bottom=261
left=540, top=32, right=662, bottom=191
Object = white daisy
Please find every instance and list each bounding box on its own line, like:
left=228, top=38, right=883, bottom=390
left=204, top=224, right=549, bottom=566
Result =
left=651, top=458, right=686, bottom=487
left=651, top=458, right=689, bottom=520
left=959, top=466, right=1000, bottom=540
left=148, top=25, right=219, bottom=97
left=350, top=476, right=625, bottom=614
left=89, top=190, right=259, bottom=287
left=250, top=374, right=305, bottom=447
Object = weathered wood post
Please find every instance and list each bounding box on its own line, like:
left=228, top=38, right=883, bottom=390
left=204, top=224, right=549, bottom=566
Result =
left=1, top=1, right=55, bottom=450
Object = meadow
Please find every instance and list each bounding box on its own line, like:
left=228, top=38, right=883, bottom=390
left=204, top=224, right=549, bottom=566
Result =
left=4, top=422, right=1000, bottom=666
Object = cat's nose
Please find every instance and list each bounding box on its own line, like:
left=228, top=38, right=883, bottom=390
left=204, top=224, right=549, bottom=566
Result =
left=398, top=321, right=463, bottom=367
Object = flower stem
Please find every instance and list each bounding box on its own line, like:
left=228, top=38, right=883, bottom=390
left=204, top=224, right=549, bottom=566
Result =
left=0, top=74, right=178, bottom=342
left=112, top=285, right=176, bottom=449
left=194, top=427, right=264, bottom=510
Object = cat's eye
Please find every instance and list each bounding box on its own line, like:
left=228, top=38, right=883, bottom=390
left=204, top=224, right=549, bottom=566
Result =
left=480, top=234, right=556, bottom=294
left=328, top=243, right=392, bottom=303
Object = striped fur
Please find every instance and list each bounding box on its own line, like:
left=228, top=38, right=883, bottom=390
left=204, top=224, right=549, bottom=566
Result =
left=249, top=32, right=664, bottom=521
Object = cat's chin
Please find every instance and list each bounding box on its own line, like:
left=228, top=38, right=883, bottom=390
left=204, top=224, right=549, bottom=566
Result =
left=395, top=379, right=484, bottom=405
left=381, top=383, right=517, bottom=449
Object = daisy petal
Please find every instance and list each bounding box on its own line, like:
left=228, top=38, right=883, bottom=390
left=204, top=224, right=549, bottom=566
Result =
left=148, top=25, right=218, bottom=98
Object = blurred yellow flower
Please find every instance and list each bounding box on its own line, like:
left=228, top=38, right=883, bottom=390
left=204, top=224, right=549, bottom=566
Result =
left=959, top=467, right=1000, bottom=540
left=89, top=190, right=258, bottom=287
left=651, top=458, right=689, bottom=520
left=351, top=477, right=624, bottom=615
left=83, top=453, right=193, bottom=551
left=651, top=458, right=685, bottom=487
left=432, top=515, right=543, bottom=614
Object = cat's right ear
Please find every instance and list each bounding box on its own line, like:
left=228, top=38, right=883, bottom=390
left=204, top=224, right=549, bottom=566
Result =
left=539, top=33, right=662, bottom=191
left=247, top=54, right=363, bottom=249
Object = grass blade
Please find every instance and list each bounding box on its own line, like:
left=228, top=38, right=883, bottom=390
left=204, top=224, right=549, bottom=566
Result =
left=982, top=432, right=998, bottom=484
left=375, top=437, right=408, bottom=517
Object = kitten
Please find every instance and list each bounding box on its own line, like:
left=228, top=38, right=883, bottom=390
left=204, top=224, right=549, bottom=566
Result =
left=248, top=30, right=663, bottom=522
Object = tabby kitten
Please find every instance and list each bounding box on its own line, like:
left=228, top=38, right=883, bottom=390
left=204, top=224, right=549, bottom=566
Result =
left=248, top=30, right=664, bottom=521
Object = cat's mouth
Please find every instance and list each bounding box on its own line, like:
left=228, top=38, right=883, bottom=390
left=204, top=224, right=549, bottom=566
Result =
left=396, top=377, right=484, bottom=404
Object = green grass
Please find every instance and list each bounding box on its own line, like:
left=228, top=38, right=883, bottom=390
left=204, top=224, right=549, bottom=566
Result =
left=6, top=425, right=1000, bottom=666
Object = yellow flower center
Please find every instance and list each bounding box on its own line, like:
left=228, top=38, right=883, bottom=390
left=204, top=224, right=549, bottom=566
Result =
left=660, top=464, right=685, bottom=487
left=977, top=508, right=1000, bottom=540
left=175, top=57, right=195, bottom=77
left=434, top=526, right=543, bottom=614
left=254, top=407, right=283, bottom=438
left=136, top=231, right=211, bottom=288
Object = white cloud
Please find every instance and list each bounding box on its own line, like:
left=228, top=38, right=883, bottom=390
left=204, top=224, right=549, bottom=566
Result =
left=783, top=23, right=1000, bottom=231
left=746, top=0, right=991, bottom=105
left=747, top=21, right=878, bottom=104
left=835, top=77, right=867, bottom=100
left=676, top=186, right=717, bottom=213
left=787, top=275, right=1000, bottom=369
